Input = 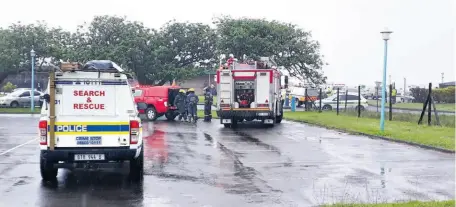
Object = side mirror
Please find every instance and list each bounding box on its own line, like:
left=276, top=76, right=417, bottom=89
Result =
left=41, top=94, right=51, bottom=103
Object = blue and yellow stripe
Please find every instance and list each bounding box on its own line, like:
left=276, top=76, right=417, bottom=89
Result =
left=47, top=122, right=135, bottom=135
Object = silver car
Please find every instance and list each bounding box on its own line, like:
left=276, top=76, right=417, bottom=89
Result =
left=0, top=90, right=43, bottom=107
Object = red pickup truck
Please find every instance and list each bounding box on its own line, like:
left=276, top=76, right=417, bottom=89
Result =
left=133, top=85, right=181, bottom=121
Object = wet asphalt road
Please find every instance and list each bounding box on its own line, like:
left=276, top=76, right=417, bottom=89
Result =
left=0, top=114, right=454, bottom=207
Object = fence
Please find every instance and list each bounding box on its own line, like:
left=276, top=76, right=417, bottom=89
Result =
left=285, top=84, right=454, bottom=128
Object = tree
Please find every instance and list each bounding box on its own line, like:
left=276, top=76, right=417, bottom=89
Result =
left=215, top=17, right=327, bottom=85
left=2, top=82, right=16, bottom=92
left=149, top=21, right=217, bottom=85
left=0, top=22, right=68, bottom=83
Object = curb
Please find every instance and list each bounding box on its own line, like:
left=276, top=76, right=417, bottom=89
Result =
left=284, top=118, right=455, bottom=154
left=0, top=112, right=40, bottom=114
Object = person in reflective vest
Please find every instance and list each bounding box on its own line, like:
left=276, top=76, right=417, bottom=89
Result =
left=186, top=88, right=199, bottom=123
left=391, top=88, right=397, bottom=104
left=174, top=89, right=187, bottom=121
left=203, top=87, right=213, bottom=122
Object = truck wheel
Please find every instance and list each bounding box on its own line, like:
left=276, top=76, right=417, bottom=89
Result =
left=145, top=107, right=157, bottom=121
left=129, top=146, right=144, bottom=182
left=224, top=124, right=231, bottom=128
left=276, top=115, right=283, bottom=123
left=40, top=152, right=57, bottom=181
left=165, top=112, right=176, bottom=121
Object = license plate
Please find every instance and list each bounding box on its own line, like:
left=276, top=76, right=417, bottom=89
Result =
left=222, top=119, right=231, bottom=124
left=74, top=154, right=105, bottom=161
left=258, top=113, right=269, bottom=116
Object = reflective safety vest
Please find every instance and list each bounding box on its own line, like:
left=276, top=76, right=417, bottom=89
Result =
left=392, top=89, right=397, bottom=96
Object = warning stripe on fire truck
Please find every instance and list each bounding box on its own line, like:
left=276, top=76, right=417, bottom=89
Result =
left=47, top=122, right=136, bottom=135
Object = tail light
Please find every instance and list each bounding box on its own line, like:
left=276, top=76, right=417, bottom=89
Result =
left=265, top=99, right=269, bottom=103
left=130, top=120, right=140, bottom=144
left=39, top=120, right=47, bottom=145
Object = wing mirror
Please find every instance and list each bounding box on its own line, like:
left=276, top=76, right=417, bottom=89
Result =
left=41, top=94, right=51, bottom=103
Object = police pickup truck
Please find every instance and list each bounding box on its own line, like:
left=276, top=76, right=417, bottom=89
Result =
left=39, top=60, right=143, bottom=181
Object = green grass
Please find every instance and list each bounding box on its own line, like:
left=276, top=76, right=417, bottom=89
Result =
left=197, top=110, right=218, bottom=118
left=0, top=107, right=40, bottom=114
left=325, top=200, right=454, bottom=207
left=339, top=109, right=455, bottom=128
left=283, top=111, right=455, bottom=151
left=198, top=95, right=217, bottom=105
left=367, top=100, right=455, bottom=112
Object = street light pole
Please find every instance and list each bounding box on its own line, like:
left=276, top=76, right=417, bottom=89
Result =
left=380, top=28, right=392, bottom=132
left=30, top=49, right=36, bottom=112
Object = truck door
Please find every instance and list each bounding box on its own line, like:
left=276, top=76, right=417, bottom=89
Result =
left=217, top=70, right=233, bottom=109
left=255, top=71, right=271, bottom=109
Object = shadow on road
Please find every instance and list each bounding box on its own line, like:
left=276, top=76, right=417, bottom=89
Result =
left=39, top=170, right=144, bottom=207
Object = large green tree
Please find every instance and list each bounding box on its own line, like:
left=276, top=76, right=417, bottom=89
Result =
left=215, top=17, right=327, bottom=85
left=0, top=21, right=68, bottom=83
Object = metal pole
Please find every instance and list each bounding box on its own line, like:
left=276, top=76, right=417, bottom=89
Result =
left=358, top=85, right=361, bottom=117
left=31, top=51, right=35, bottom=112
left=380, top=40, right=388, bottom=131
left=319, top=88, right=322, bottom=113
left=428, top=83, right=432, bottom=126
left=389, top=84, right=392, bottom=121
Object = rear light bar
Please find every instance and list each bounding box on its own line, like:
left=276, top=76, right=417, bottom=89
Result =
left=130, top=120, right=140, bottom=144
left=39, top=120, right=47, bottom=145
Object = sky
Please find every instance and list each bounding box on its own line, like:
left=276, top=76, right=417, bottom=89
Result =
left=0, top=0, right=454, bottom=89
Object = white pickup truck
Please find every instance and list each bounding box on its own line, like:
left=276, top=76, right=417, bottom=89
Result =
left=38, top=60, right=143, bottom=181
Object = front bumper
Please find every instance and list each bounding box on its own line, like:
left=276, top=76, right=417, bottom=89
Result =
left=217, top=110, right=273, bottom=119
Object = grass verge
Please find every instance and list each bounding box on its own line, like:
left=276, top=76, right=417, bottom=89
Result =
left=325, top=200, right=455, bottom=207
left=367, top=100, right=455, bottom=112
left=197, top=110, right=218, bottom=119
left=337, top=109, right=454, bottom=128
left=283, top=111, right=455, bottom=151
left=0, top=107, right=40, bottom=114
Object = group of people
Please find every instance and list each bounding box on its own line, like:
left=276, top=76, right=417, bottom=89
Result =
left=173, top=87, right=213, bottom=123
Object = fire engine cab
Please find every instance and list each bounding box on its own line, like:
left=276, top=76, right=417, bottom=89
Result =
left=38, top=60, right=143, bottom=181
left=216, top=56, right=287, bottom=127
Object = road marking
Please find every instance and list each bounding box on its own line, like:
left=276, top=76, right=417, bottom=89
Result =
left=0, top=138, right=37, bottom=156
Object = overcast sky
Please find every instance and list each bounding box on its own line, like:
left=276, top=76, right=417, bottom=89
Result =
left=0, top=0, right=454, bottom=89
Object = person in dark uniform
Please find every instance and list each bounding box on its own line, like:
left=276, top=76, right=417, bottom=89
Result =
left=186, top=88, right=199, bottom=123
left=203, top=87, right=213, bottom=122
left=174, top=89, right=187, bottom=121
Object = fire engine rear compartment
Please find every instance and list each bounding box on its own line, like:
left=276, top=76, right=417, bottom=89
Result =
left=234, top=80, right=255, bottom=108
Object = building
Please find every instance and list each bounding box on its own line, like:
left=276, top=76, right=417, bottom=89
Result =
left=439, top=81, right=455, bottom=88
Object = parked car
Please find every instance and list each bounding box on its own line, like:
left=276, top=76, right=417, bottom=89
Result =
left=0, top=89, right=43, bottom=107
left=133, top=85, right=181, bottom=121
left=321, top=93, right=368, bottom=111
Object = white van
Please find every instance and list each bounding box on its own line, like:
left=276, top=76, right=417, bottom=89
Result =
left=38, top=60, right=143, bottom=181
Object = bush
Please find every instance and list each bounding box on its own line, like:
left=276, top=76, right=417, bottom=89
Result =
left=2, top=82, right=16, bottom=92
left=410, top=86, right=455, bottom=103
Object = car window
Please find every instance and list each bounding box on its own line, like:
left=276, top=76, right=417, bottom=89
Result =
left=132, top=89, right=143, bottom=97
left=346, top=95, right=359, bottom=100
left=33, top=91, right=41, bottom=96
left=332, top=95, right=345, bottom=101
left=20, top=91, right=30, bottom=97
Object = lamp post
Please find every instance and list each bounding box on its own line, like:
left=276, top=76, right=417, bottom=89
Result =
left=30, top=49, right=36, bottom=112
left=380, top=28, right=392, bottom=131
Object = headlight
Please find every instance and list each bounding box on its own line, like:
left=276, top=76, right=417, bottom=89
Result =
left=164, top=101, right=167, bottom=106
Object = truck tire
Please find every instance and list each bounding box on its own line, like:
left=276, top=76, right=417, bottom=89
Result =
left=223, top=124, right=231, bottom=128
left=145, top=107, right=157, bottom=121
left=40, top=152, right=57, bottom=181
left=276, top=115, right=283, bottom=123
left=129, top=146, right=144, bottom=182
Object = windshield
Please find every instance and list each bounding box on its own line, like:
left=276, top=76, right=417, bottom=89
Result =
left=132, top=89, right=143, bottom=97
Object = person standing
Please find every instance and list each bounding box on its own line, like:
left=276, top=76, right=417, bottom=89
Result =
left=186, top=88, right=199, bottom=123
left=203, top=87, right=213, bottom=122
left=174, top=89, right=187, bottom=121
